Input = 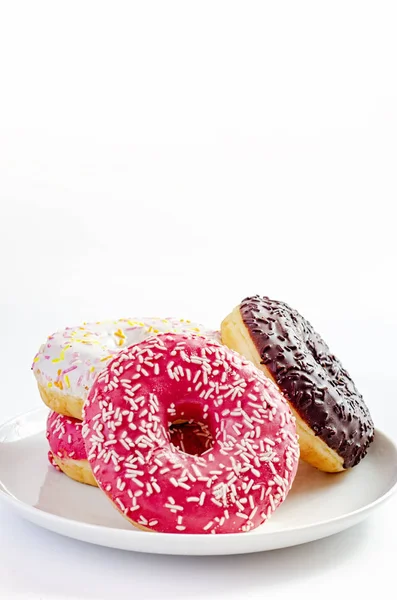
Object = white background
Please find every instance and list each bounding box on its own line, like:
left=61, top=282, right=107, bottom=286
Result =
left=0, top=1, right=396, bottom=598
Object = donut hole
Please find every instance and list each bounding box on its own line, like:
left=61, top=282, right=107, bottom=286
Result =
left=169, top=420, right=214, bottom=456
left=167, top=400, right=215, bottom=456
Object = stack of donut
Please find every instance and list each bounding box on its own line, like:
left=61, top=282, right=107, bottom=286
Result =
left=34, top=317, right=220, bottom=488
left=32, top=297, right=374, bottom=534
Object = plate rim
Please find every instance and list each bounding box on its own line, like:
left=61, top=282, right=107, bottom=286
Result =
left=1, top=406, right=397, bottom=543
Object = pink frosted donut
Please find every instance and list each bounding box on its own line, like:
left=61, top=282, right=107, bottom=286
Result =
left=83, top=334, right=300, bottom=534
left=46, top=411, right=97, bottom=486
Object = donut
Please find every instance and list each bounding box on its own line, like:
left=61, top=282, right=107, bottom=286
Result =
left=47, top=411, right=212, bottom=487
left=82, top=333, right=299, bottom=534
left=221, top=296, right=374, bottom=472
left=46, top=411, right=97, bottom=486
left=33, top=318, right=219, bottom=420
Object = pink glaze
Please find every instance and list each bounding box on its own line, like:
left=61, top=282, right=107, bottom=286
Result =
left=83, top=334, right=300, bottom=534
left=46, top=411, right=87, bottom=461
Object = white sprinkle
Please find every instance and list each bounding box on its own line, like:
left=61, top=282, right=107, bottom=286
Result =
left=180, top=351, right=190, bottom=363
left=211, top=498, right=223, bottom=507
left=131, top=478, right=144, bottom=488
left=232, top=424, right=241, bottom=436
left=191, top=463, right=202, bottom=478
left=148, top=519, right=158, bottom=527
left=152, top=481, right=161, bottom=493
left=115, top=498, right=126, bottom=511
left=244, top=479, right=254, bottom=494
left=203, top=521, right=214, bottom=531
left=264, top=437, right=275, bottom=446
left=165, top=503, right=183, bottom=512
left=129, top=383, right=142, bottom=393
left=120, top=438, right=131, bottom=451
left=178, top=481, right=191, bottom=490
left=199, top=492, right=206, bottom=506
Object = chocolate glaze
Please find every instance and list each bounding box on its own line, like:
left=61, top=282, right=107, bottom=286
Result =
left=240, top=296, right=374, bottom=468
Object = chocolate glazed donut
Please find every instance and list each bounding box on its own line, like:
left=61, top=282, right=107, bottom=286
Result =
left=221, top=296, right=374, bottom=472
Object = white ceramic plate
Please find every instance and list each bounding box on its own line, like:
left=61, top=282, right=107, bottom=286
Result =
left=0, top=408, right=396, bottom=556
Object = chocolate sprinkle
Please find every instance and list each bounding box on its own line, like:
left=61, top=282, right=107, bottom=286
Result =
left=240, top=295, right=374, bottom=468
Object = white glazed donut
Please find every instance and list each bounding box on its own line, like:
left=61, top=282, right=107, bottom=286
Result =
left=33, top=318, right=219, bottom=420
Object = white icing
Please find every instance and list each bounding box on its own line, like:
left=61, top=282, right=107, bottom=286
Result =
left=33, top=317, right=220, bottom=400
